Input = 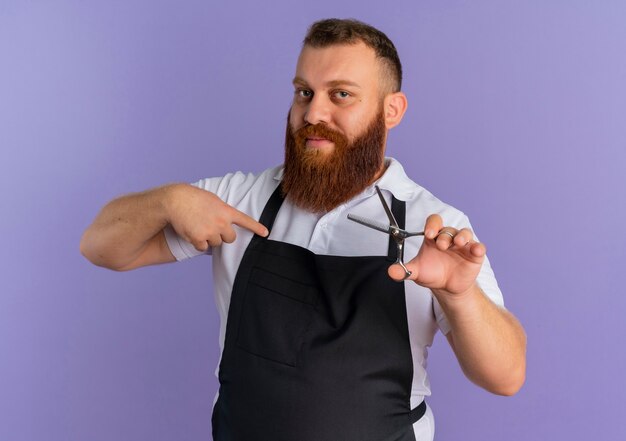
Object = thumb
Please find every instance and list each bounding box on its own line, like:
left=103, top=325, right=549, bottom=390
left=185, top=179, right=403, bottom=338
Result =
left=387, top=261, right=419, bottom=282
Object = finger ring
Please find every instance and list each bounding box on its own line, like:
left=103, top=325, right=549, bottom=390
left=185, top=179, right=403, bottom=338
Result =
left=437, top=230, right=455, bottom=240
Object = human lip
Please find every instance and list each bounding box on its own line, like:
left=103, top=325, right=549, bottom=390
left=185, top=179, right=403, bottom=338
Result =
left=305, top=137, right=334, bottom=148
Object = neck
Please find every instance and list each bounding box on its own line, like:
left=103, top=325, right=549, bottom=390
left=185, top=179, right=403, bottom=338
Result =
left=369, top=157, right=389, bottom=184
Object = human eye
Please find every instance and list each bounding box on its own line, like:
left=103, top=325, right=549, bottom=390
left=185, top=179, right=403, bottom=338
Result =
left=332, top=90, right=352, bottom=101
left=295, top=88, right=312, bottom=99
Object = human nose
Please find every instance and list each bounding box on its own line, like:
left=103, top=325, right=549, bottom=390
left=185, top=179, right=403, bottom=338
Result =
left=304, top=94, right=331, bottom=125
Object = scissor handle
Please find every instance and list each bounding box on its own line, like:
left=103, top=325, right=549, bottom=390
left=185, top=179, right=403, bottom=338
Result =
left=394, top=240, right=412, bottom=280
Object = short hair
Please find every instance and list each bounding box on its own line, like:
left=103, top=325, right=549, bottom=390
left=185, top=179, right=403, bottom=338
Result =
left=303, top=18, right=403, bottom=93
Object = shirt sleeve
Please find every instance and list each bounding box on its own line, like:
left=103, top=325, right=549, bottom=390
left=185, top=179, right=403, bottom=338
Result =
left=163, top=223, right=210, bottom=261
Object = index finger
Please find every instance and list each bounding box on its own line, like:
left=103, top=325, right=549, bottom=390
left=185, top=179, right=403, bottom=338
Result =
left=231, top=208, right=269, bottom=237
left=424, top=214, right=443, bottom=239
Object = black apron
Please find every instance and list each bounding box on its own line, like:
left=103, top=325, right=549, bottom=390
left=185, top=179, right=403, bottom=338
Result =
left=212, top=184, right=426, bottom=441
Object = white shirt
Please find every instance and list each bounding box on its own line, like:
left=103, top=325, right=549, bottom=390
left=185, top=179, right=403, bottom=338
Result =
left=164, top=157, right=504, bottom=440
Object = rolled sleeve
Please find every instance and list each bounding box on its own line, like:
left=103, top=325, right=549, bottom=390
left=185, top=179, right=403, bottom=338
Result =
left=163, top=224, right=210, bottom=261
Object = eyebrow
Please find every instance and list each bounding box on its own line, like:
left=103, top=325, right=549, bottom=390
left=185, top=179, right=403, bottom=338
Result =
left=292, top=77, right=361, bottom=89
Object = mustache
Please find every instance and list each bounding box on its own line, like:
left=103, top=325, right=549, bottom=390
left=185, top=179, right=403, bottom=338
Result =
left=293, top=123, right=347, bottom=146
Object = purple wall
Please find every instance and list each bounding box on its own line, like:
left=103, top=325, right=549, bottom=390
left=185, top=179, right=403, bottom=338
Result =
left=1, top=1, right=625, bottom=439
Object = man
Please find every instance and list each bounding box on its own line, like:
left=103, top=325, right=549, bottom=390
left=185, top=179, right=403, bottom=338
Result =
left=81, top=18, right=526, bottom=441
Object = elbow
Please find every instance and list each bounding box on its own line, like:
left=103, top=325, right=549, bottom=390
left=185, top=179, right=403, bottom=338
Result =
left=79, top=230, right=99, bottom=264
left=486, top=363, right=526, bottom=397
left=488, top=324, right=528, bottom=396
left=462, top=352, right=526, bottom=397
left=79, top=231, right=124, bottom=271
left=492, top=377, right=525, bottom=397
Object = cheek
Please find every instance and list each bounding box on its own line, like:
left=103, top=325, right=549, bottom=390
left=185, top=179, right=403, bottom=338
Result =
left=339, top=112, right=369, bottom=140
left=289, top=105, right=304, bottom=129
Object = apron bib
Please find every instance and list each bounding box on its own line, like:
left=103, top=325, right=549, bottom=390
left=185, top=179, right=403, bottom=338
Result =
left=212, top=185, right=426, bottom=441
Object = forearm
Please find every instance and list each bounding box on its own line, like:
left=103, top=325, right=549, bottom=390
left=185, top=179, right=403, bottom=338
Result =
left=434, top=284, right=527, bottom=395
left=80, top=184, right=179, bottom=269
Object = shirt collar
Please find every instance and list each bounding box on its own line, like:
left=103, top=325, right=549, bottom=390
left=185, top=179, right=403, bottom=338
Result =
left=370, top=157, right=418, bottom=201
left=273, top=157, right=418, bottom=202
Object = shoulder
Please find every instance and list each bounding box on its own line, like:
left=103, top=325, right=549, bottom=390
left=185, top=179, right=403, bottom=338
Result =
left=407, top=185, right=469, bottom=229
left=383, top=158, right=469, bottom=229
left=191, top=165, right=283, bottom=206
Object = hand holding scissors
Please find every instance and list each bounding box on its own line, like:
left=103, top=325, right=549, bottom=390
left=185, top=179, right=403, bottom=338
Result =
left=348, top=186, right=486, bottom=295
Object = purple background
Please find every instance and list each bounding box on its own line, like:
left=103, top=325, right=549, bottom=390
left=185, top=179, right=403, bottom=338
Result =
left=1, top=0, right=625, bottom=439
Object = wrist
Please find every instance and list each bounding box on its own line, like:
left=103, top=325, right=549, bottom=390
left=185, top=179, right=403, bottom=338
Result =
left=160, top=183, right=188, bottom=224
left=432, top=284, right=483, bottom=313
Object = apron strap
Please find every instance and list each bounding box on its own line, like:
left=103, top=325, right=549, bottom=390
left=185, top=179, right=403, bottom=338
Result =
left=257, top=183, right=285, bottom=235
left=409, top=400, right=427, bottom=424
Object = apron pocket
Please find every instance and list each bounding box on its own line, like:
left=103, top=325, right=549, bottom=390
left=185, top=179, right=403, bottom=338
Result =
left=236, top=267, right=318, bottom=367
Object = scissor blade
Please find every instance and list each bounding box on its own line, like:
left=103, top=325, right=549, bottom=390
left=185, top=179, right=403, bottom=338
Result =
left=375, top=185, right=399, bottom=228
left=347, top=214, right=391, bottom=235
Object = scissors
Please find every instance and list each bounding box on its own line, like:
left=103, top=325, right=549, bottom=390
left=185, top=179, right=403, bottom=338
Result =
left=347, top=185, right=424, bottom=280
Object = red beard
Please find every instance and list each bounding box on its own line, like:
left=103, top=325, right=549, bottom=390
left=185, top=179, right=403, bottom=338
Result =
left=282, top=110, right=386, bottom=213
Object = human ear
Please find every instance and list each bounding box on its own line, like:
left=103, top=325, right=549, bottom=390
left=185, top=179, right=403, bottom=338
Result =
left=383, top=92, right=408, bottom=129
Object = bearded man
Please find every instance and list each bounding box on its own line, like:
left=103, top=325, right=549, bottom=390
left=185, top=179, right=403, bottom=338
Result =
left=81, top=18, right=526, bottom=441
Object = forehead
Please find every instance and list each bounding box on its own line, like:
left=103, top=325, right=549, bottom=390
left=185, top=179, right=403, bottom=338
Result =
left=294, top=42, right=381, bottom=89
